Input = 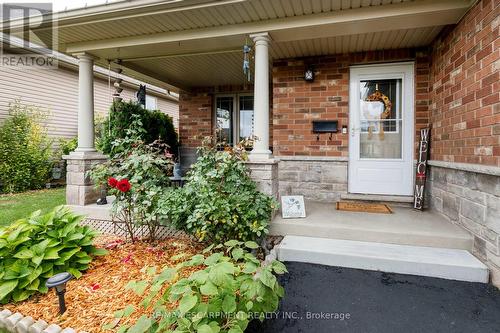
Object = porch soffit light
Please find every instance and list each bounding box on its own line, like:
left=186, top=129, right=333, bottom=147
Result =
left=304, top=66, right=315, bottom=82
left=46, top=272, right=73, bottom=314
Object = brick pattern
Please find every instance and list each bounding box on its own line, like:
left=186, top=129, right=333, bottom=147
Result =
left=179, top=85, right=261, bottom=149
left=179, top=92, right=213, bottom=148
left=429, top=0, right=500, bottom=166
left=272, top=49, right=431, bottom=157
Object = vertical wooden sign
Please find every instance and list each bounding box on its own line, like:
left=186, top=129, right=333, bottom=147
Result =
left=414, top=127, right=430, bottom=210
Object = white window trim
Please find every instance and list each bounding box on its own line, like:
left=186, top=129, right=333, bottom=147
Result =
left=145, top=94, right=157, bottom=110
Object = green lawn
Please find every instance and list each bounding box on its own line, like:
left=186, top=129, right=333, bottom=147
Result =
left=0, top=187, right=66, bottom=226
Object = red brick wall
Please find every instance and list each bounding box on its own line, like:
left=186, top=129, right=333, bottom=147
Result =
left=272, top=49, right=431, bottom=157
left=179, top=92, right=213, bottom=148
left=429, top=0, right=499, bottom=166
left=179, top=85, right=255, bottom=148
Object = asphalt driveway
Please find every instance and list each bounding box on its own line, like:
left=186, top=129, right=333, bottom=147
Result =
left=247, top=262, right=500, bottom=333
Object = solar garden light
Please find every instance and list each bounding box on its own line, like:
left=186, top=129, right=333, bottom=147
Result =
left=46, top=272, right=73, bottom=314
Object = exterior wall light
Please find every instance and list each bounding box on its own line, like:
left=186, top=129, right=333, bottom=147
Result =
left=46, top=272, right=73, bottom=314
left=304, top=66, right=315, bottom=82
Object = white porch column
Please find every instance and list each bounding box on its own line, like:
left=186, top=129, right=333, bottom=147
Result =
left=75, top=53, right=96, bottom=152
left=64, top=52, right=107, bottom=206
left=250, top=32, right=272, bottom=160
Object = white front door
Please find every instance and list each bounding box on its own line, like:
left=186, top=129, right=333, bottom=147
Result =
left=348, top=63, right=414, bottom=196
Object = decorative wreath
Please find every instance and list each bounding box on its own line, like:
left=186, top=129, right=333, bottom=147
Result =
left=365, top=89, right=392, bottom=139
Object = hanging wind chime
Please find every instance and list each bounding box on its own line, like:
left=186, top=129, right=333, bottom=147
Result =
left=243, top=39, right=252, bottom=82
left=111, top=59, right=123, bottom=103
left=106, top=59, right=123, bottom=139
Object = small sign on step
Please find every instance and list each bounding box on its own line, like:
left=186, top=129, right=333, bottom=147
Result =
left=281, top=195, right=306, bottom=218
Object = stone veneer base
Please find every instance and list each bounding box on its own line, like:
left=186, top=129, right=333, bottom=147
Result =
left=277, top=156, right=348, bottom=202
left=245, top=159, right=279, bottom=199
left=63, top=151, right=108, bottom=206
left=427, top=163, right=500, bottom=287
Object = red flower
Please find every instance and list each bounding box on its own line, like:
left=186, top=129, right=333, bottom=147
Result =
left=116, top=179, right=131, bottom=193
left=104, top=239, right=124, bottom=250
left=122, top=253, right=133, bottom=264
left=107, top=177, right=118, bottom=188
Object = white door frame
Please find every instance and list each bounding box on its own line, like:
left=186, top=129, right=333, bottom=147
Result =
left=348, top=62, right=415, bottom=195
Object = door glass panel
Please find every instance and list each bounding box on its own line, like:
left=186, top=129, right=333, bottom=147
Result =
left=359, top=79, right=402, bottom=159
left=216, top=97, right=233, bottom=146
left=239, top=96, right=254, bottom=142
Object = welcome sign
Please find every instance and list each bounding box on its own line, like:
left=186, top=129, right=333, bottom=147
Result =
left=414, top=128, right=430, bottom=210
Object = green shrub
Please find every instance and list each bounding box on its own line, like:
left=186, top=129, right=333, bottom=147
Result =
left=113, top=240, right=287, bottom=333
left=0, top=206, right=107, bottom=303
left=89, top=115, right=174, bottom=241
left=56, top=136, right=78, bottom=156
left=159, top=139, right=278, bottom=243
left=0, top=101, right=53, bottom=193
left=98, top=101, right=178, bottom=157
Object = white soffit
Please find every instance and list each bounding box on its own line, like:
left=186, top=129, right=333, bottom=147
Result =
left=21, top=0, right=421, bottom=45
left=5, top=0, right=473, bottom=89
left=117, top=26, right=443, bottom=89
left=270, top=26, right=443, bottom=58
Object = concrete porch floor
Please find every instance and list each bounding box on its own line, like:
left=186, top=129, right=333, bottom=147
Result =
left=67, top=195, right=114, bottom=221
left=70, top=198, right=473, bottom=251
left=270, top=201, right=473, bottom=250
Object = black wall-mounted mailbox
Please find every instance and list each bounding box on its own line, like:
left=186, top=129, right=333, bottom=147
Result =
left=312, top=120, right=338, bottom=133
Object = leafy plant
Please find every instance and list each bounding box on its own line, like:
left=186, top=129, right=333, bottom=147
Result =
left=89, top=115, right=174, bottom=241
left=56, top=136, right=78, bottom=157
left=98, top=101, right=178, bottom=157
left=0, top=206, right=107, bottom=303
left=0, top=100, right=53, bottom=193
left=159, top=137, right=278, bottom=243
left=112, top=240, right=287, bottom=333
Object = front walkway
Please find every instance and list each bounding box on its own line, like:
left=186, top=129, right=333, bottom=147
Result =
left=247, top=262, right=500, bottom=333
left=270, top=201, right=472, bottom=250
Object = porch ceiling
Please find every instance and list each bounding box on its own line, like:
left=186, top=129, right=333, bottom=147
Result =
left=4, top=0, right=474, bottom=91
left=121, top=26, right=443, bottom=88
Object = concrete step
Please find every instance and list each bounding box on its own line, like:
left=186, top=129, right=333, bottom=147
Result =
left=270, top=201, right=473, bottom=250
left=277, top=235, right=489, bottom=283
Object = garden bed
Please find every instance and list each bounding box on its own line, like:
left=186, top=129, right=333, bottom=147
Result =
left=3, top=236, right=204, bottom=332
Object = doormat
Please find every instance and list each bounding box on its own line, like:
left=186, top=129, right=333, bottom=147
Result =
left=336, top=201, right=393, bottom=214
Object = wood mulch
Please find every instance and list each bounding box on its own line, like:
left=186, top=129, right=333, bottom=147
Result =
left=4, top=236, right=205, bottom=332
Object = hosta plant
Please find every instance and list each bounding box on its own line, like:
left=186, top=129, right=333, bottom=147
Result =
left=112, top=240, right=287, bottom=333
left=0, top=206, right=107, bottom=303
left=159, top=137, right=278, bottom=243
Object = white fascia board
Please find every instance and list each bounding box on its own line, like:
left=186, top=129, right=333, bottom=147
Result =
left=2, top=0, right=244, bottom=32
left=65, top=0, right=473, bottom=53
